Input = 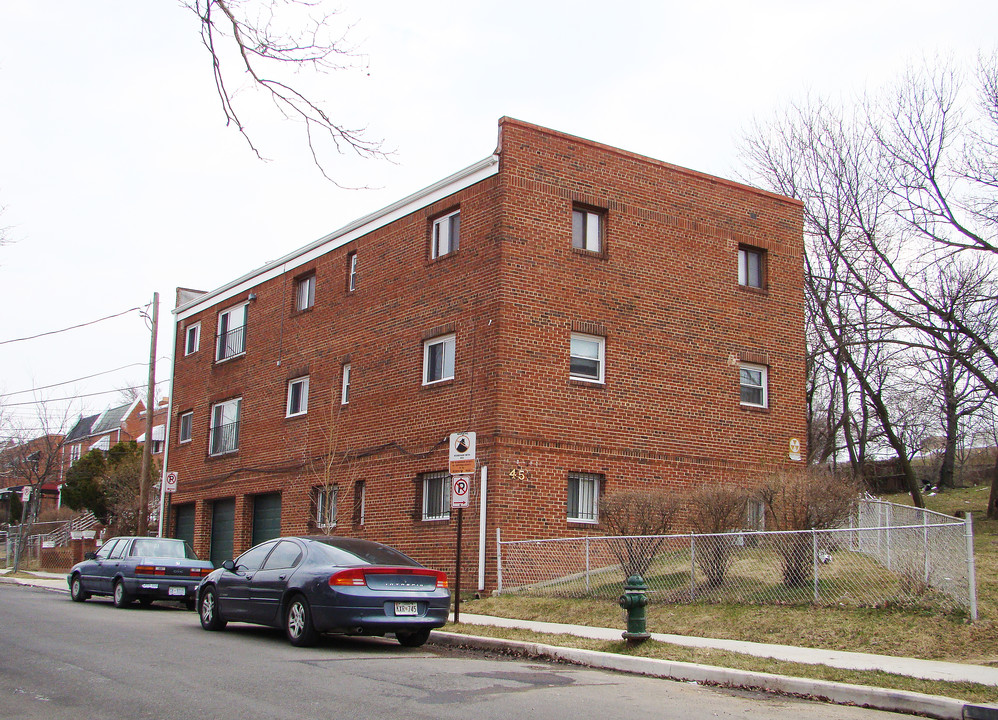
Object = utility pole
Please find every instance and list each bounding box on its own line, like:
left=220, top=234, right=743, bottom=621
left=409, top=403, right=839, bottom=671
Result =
left=137, top=292, right=159, bottom=536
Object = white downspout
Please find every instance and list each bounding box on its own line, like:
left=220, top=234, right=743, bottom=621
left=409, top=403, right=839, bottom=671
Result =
left=478, top=464, right=487, bottom=592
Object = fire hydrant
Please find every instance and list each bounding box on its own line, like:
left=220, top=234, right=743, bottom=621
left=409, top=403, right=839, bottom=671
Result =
left=618, top=574, right=650, bottom=644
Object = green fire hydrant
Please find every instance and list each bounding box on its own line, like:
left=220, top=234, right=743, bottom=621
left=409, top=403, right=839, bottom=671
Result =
left=618, top=574, right=650, bottom=644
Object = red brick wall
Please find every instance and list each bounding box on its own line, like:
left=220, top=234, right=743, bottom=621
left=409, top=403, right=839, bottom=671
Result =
left=166, top=118, right=804, bottom=591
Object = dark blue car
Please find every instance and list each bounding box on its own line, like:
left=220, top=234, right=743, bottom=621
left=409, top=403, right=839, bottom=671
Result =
left=196, top=536, right=450, bottom=647
left=67, top=536, right=213, bottom=609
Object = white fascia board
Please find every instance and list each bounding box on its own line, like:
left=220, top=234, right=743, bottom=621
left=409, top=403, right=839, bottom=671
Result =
left=175, top=155, right=500, bottom=321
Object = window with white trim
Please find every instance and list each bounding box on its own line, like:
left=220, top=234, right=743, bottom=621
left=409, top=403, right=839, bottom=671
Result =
left=572, top=207, right=603, bottom=253
left=69, top=444, right=82, bottom=464
left=216, top=303, right=247, bottom=361
left=354, top=480, right=365, bottom=526
left=184, top=323, right=201, bottom=356
left=341, top=364, right=351, bottom=405
left=286, top=376, right=309, bottom=417
left=296, top=275, right=315, bottom=311
left=421, top=471, right=450, bottom=521
left=740, top=363, right=768, bottom=408
left=431, top=210, right=460, bottom=259
left=209, top=398, right=241, bottom=455
left=738, top=246, right=764, bottom=289
left=347, top=252, right=357, bottom=291
left=423, top=334, right=455, bottom=385
left=568, top=472, right=601, bottom=523
left=178, top=411, right=193, bottom=443
left=570, top=333, right=605, bottom=383
left=316, top=485, right=337, bottom=528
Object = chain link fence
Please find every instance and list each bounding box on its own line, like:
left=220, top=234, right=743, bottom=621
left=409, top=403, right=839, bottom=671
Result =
left=496, top=498, right=978, bottom=619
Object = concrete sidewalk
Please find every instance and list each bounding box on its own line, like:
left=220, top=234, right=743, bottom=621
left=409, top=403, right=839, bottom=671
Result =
left=454, top=612, right=998, bottom=687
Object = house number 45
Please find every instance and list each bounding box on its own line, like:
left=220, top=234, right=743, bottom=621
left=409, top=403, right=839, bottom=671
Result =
left=508, top=468, right=528, bottom=481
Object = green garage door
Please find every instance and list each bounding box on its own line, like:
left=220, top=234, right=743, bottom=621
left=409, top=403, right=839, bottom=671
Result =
left=210, top=498, right=235, bottom=567
left=252, top=493, right=282, bottom=546
left=173, top=504, right=196, bottom=550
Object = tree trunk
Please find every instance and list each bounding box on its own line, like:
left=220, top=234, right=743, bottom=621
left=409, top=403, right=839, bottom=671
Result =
left=987, top=453, right=998, bottom=520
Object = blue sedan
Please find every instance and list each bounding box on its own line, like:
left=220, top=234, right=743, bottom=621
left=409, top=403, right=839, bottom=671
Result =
left=67, top=536, right=213, bottom=609
left=196, top=536, right=450, bottom=647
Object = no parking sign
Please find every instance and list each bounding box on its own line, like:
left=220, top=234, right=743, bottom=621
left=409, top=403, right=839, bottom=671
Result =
left=164, top=471, right=179, bottom=494
left=451, top=474, right=471, bottom=508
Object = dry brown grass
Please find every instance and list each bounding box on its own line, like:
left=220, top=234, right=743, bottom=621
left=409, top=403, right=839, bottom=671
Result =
left=463, top=486, right=998, bottom=666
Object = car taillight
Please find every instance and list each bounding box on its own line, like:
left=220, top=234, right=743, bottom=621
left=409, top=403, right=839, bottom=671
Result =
left=328, top=567, right=448, bottom=588
left=329, top=568, right=367, bottom=586
left=135, top=565, right=166, bottom=576
left=190, top=568, right=211, bottom=578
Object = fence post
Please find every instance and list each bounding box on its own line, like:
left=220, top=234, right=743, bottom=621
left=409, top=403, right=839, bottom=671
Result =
left=495, top=528, right=503, bottom=595
left=885, top=503, right=892, bottom=571
left=585, top=537, right=591, bottom=594
left=922, top=511, right=930, bottom=587
left=812, top=529, right=819, bottom=603
left=690, top=533, right=696, bottom=602
left=965, top=514, right=978, bottom=622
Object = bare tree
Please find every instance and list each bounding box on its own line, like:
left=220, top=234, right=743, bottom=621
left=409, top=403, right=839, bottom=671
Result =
left=182, top=0, right=388, bottom=183
left=0, top=406, right=71, bottom=571
left=686, top=483, right=747, bottom=589
left=757, top=467, right=859, bottom=587
left=598, top=489, right=680, bottom=578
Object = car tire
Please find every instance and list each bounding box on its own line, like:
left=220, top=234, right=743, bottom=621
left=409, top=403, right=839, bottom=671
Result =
left=285, top=595, right=319, bottom=647
left=199, top=587, right=227, bottom=631
left=112, top=580, right=133, bottom=608
left=396, top=628, right=431, bottom=648
left=69, top=574, right=89, bottom=602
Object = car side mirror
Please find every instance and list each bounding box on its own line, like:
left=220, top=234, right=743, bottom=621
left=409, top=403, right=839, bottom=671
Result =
left=84, top=551, right=97, bottom=560
left=222, top=559, right=235, bottom=572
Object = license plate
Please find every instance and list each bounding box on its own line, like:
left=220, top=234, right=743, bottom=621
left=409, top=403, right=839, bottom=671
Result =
left=394, top=602, right=418, bottom=616
left=168, top=586, right=186, bottom=596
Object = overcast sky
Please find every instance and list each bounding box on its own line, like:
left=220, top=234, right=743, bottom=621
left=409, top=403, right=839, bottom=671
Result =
left=1, top=0, right=995, bottom=435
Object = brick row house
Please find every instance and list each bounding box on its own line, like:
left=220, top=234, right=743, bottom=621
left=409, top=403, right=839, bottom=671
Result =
left=163, top=118, right=806, bottom=587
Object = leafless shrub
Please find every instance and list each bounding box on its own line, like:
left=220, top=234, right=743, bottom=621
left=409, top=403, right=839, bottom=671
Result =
left=599, top=489, right=680, bottom=578
left=686, top=483, right=748, bottom=589
left=758, top=467, right=859, bottom=587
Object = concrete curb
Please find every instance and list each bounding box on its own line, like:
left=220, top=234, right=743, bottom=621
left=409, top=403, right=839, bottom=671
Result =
left=432, top=631, right=998, bottom=720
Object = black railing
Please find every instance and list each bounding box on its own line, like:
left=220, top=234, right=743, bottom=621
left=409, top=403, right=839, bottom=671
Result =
left=216, top=325, right=246, bottom=360
left=209, top=421, right=239, bottom=455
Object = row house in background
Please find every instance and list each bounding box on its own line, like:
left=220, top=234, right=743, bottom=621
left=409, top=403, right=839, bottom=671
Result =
left=62, top=398, right=169, bottom=476
left=163, top=118, right=806, bottom=587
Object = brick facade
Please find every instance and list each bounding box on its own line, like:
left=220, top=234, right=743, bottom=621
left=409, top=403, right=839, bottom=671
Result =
left=164, top=118, right=805, bottom=591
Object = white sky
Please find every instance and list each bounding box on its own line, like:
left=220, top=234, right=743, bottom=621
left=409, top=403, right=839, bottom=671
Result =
left=1, top=0, right=995, bottom=435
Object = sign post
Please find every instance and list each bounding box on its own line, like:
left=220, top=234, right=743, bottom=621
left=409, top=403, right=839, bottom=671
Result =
left=449, top=433, right=476, bottom=623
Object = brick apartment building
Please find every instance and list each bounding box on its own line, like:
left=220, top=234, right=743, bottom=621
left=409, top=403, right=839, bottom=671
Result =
left=163, top=118, right=805, bottom=589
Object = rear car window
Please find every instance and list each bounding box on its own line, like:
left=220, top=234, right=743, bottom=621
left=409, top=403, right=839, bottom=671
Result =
left=310, top=538, right=421, bottom=567
left=131, top=538, right=198, bottom=559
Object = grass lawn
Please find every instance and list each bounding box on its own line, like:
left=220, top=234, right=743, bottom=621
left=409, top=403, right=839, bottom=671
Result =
left=461, top=485, right=998, bottom=667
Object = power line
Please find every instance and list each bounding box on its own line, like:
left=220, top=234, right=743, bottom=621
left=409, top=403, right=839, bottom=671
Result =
left=0, top=306, right=144, bottom=346
left=0, top=362, right=150, bottom=398
left=1, top=380, right=170, bottom=407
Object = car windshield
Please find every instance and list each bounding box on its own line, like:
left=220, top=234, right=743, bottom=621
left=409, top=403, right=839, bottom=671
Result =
left=309, top=537, right=421, bottom=567
left=130, top=538, right=198, bottom=560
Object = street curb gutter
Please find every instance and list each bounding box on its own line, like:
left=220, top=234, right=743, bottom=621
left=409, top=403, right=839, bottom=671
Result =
left=432, top=632, right=998, bottom=720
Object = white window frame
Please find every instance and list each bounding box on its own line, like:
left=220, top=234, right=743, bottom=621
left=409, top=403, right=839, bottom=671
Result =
left=216, top=303, right=248, bottom=361
left=178, top=411, right=193, bottom=444
left=738, top=246, right=764, bottom=289
left=431, top=210, right=460, bottom=259
left=570, top=333, right=605, bottom=383
left=567, top=472, right=601, bottom=523
left=316, top=485, right=337, bottom=528
left=348, top=252, right=358, bottom=291
left=296, top=275, right=315, bottom=311
left=740, top=363, right=768, bottom=408
left=572, top=208, right=603, bottom=253
left=286, top=376, right=309, bottom=417
left=209, top=397, right=241, bottom=456
left=69, top=444, right=82, bottom=464
left=341, top=364, right=351, bottom=405
left=184, top=322, right=201, bottom=356
left=422, top=471, right=450, bottom=521
left=423, top=333, right=456, bottom=385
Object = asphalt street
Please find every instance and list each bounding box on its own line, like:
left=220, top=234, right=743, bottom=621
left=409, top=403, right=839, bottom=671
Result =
left=0, top=583, right=913, bottom=720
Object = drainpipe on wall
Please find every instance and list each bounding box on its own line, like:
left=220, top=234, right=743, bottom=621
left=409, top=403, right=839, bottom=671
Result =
left=478, top=464, right=487, bottom=592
